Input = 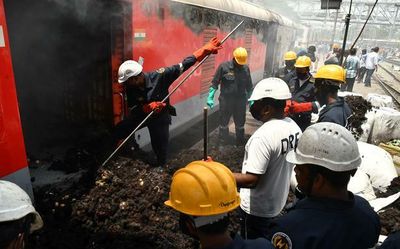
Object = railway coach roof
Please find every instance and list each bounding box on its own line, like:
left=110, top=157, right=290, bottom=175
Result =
left=171, top=0, right=297, bottom=28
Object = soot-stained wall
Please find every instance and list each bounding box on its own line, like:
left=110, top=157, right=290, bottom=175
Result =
left=4, top=0, right=115, bottom=157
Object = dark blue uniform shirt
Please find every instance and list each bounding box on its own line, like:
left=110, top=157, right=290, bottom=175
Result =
left=267, top=192, right=381, bottom=249
left=275, top=67, right=296, bottom=84
left=220, top=234, right=274, bottom=249
left=211, top=60, right=252, bottom=99
left=288, top=74, right=316, bottom=130
left=126, top=55, right=197, bottom=120
left=318, top=97, right=352, bottom=127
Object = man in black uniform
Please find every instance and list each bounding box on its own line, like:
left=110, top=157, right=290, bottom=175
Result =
left=115, top=37, right=222, bottom=166
left=314, top=65, right=352, bottom=127
left=288, top=56, right=316, bottom=131
left=275, top=51, right=297, bottom=84
left=207, top=47, right=253, bottom=145
left=267, top=122, right=380, bottom=249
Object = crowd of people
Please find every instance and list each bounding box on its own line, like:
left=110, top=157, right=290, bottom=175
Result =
left=2, top=39, right=399, bottom=249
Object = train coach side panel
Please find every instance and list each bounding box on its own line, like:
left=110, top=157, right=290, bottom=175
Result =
left=131, top=0, right=267, bottom=105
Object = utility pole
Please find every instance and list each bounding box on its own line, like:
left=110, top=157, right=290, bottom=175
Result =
left=331, top=9, right=339, bottom=44
left=340, top=0, right=353, bottom=65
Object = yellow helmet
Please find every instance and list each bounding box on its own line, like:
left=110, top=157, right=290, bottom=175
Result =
left=284, top=51, right=297, bottom=61
left=164, top=161, right=240, bottom=216
left=314, top=65, right=346, bottom=84
left=233, top=47, right=248, bottom=65
left=332, top=43, right=340, bottom=49
left=294, top=56, right=312, bottom=68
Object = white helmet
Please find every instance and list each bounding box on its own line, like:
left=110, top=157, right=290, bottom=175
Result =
left=118, top=60, right=143, bottom=83
left=287, top=122, right=361, bottom=171
left=0, top=180, right=43, bottom=232
left=248, top=77, right=291, bottom=101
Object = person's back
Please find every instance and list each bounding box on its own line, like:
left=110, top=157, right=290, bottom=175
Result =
left=268, top=194, right=380, bottom=249
left=365, top=51, right=378, bottom=70
left=267, top=122, right=380, bottom=249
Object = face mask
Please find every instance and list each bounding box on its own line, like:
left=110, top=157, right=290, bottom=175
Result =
left=297, top=73, right=309, bottom=80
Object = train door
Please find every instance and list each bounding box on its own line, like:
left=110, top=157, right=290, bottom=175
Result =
left=0, top=0, right=32, bottom=196
left=111, top=1, right=132, bottom=125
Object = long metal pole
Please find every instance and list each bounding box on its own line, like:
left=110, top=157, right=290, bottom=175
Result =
left=102, top=20, right=244, bottom=167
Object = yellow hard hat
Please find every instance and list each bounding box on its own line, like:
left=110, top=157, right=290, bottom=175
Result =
left=284, top=51, right=297, bottom=61
left=294, top=56, right=312, bottom=68
left=164, top=160, right=240, bottom=216
left=314, top=65, right=346, bottom=84
left=233, top=47, right=248, bottom=65
left=332, top=43, right=340, bottom=49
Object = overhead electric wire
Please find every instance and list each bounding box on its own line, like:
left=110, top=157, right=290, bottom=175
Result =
left=350, top=0, right=379, bottom=49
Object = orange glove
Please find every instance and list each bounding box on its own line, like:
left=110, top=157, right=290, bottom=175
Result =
left=285, top=100, right=316, bottom=115
left=142, top=101, right=166, bottom=114
left=193, top=37, right=223, bottom=61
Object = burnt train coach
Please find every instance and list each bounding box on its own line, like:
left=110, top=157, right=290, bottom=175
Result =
left=111, top=0, right=300, bottom=148
left=1, top=0, right=301, bottom=188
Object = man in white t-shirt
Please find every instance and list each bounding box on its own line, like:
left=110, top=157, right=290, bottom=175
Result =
left=234, top=77, right=302, bottom=239
left=364, top=47, right=379, bottom=87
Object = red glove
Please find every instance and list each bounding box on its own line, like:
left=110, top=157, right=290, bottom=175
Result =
left=142, top=101, right=166, bottom=114
left=193, top=37, right=223, bottom=61
left=285, top=100, right=314, bottom=115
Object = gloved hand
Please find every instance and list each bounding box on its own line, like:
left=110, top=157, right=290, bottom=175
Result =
left=285, top=100, right=316, bottom=116
left=207, top=87, right=216, bottom=109
left=246, top=90, right=254, bottom=107
left=193, top=37, right=223, bottom=62
left=142, top=101, right=166, bottom=114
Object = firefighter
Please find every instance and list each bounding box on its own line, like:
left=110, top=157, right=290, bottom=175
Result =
left=233, top=78, right=302, bottom=239
left=288, top=56, right=316, bottom=131
left=275, top=51, right=297, bottom=84
left=115, top=37, right=222, bottom=166
left=165, top=161, right=274, bottom=249
left=207, top=47, right=253, bottom=145
left=0, top=180, right=43, bottom=249
left=314, top=65, right=352, bottom=127
left=267, top=122, right=380, bottom=249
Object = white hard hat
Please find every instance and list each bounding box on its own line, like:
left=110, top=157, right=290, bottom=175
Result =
left=287, top=122, right=361, bottom=171
left=248, top=77, right=291, bottom=101
left=0, top=181, right=43, bottom=232
left=118, top=60, right=143, bottom=83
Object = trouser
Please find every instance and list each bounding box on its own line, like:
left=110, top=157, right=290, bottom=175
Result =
left=218, top=96, right=247, bottom=143
left=341, top=78, right=356, bottom=92
left=364, top=68, right=375, bottom=87
left=113, top=112, right=170, bottom=165
left=290, top=113, right=311, bottom=132
left=239, top=208, right=273, bottom=239
left=357, top=67, right=366, bottom=82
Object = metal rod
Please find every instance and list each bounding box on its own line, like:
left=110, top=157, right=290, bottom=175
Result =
left=340, top=0, right=353, bottom=65
left=101, top=20, right=245, bottom=167
left=203, top=107, right=208, bottom=161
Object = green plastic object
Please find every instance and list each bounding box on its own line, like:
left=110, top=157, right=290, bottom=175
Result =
left=207, top=87, right=216, bottom=109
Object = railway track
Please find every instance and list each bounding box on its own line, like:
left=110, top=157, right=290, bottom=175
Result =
left=385, top=59, right=400, bottom=67
left=375, top=64, right=400, bottom=106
